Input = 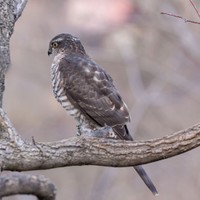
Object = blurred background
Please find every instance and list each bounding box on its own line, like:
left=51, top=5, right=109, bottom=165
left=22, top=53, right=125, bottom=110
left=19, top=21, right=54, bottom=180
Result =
left=3, top=0, right=200, bottom=199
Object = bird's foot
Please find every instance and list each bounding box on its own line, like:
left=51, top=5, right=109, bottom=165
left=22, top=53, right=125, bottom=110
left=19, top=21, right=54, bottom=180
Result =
left=76, top=124, right=82, bottom=136
left=77, top=124, right=117, bottom=139
left=91, top=126, right=118, bottom=139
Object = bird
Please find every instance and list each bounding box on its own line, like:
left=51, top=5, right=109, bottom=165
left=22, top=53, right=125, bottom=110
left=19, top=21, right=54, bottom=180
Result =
left=48, top=33, right=158, bottom=195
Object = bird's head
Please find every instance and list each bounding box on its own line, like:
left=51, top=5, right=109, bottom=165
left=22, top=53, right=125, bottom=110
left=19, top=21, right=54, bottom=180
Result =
left=48, top=33, right=86, bottom=56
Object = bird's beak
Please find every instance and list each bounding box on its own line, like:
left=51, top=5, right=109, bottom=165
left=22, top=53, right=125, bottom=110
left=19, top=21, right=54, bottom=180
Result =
left=48, top=48, right=52, bottom=56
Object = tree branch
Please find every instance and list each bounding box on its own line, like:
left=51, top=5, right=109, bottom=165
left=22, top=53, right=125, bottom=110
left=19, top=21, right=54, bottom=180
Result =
left=14, top=0, right=28, bottom=21
left=161, top=0, right=200, bottom=25
left=0, top=172, right=56, bottom=200
left=189, top=0, right=200, bottom=19
left=160, top=12, right=200, bottom=25
left=0, top=1, right=58, bottom=197
left=0, top=0, right=28, bottom=107
left=0, top=108, right=200, bottom=171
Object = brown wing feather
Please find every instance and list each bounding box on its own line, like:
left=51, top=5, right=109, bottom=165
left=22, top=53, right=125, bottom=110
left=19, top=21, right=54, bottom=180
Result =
left=59, top=55, right=130, bottom=128
left=58, top=54, right=158, bottom=195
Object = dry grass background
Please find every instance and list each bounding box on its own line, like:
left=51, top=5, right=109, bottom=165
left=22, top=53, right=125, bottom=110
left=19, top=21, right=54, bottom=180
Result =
left=3, top=0, right=200, bottom=199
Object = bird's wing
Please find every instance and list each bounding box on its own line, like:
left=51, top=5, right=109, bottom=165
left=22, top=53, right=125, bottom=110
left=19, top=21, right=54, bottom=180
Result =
left=59, top=56, right=159, bottom=194
left=59, top=55, right=130, bottom=128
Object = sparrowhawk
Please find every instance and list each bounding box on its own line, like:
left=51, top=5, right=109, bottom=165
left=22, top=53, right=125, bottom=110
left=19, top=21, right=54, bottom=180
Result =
left=48, top=33, right=158, bottom=195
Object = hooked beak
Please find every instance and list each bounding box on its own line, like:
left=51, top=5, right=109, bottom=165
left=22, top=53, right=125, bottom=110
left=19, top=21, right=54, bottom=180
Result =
left=48, top=48, right=52, bottom=56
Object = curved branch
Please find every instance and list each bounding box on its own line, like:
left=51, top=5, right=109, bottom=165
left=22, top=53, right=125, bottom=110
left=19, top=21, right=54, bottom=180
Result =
left=0, top=172, right=56, bottom=200
left=0, top=109, right=200, bottom=171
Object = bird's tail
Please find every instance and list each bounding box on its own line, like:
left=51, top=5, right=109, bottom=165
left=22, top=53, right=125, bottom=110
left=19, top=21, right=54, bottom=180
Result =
left=113, top=125, right=158, bottom=195
left=134, top=165, right=158, bottom=195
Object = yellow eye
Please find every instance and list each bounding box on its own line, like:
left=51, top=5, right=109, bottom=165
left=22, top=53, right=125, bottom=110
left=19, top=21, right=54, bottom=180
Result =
left=52, top=42, right=58, bottom=48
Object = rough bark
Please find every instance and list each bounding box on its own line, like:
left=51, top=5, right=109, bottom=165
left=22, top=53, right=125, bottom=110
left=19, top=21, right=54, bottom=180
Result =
left=0, top=108, right=200, bottom=171
left=0, top=0, right=28, bottom=107
left=0, top=172, right=56, bottom=200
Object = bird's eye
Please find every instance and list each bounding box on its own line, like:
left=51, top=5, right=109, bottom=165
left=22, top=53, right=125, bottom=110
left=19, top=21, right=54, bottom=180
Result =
left=52, top=42, right=58, bottom=48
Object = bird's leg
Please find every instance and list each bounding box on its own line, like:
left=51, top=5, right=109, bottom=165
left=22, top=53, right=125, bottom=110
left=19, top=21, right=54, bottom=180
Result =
left=91, top=126, right=118, bottom=139
left=76, top=122, right=91, bottom=136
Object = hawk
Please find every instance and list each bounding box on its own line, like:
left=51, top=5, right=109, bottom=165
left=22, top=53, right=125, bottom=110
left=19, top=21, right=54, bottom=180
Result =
left=48, top=33, right=158, bottom=195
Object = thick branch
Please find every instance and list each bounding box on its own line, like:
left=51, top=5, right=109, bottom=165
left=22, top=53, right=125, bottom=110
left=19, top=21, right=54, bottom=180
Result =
left=0, top=0, right=28, bottom=107
left=0, top=172, right=56, bottom=200
left=0, top=109, right=200, bottom=171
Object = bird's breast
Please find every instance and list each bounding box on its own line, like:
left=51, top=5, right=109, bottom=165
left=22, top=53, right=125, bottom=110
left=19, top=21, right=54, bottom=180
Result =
left=50, top=56, right=80, bottom=118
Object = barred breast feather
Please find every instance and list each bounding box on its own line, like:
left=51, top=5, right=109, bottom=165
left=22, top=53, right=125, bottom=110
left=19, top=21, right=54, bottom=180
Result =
left=51, top=53, right=81, bottom=118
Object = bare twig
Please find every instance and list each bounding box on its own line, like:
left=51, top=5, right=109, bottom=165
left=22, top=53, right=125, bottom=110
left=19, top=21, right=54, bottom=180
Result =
left=160, top=12, right=200, bottom=24
left=161, top=0, right=200, bottom=25
left=32, top=136, right=44, bottom=153
left=189, top=0, right=200, bottom=19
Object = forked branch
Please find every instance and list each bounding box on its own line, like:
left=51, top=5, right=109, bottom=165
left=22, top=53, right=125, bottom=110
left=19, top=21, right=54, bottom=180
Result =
left=161, top=0, right=200, bottom=24
left=0, top=108, right=200, bottom=171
